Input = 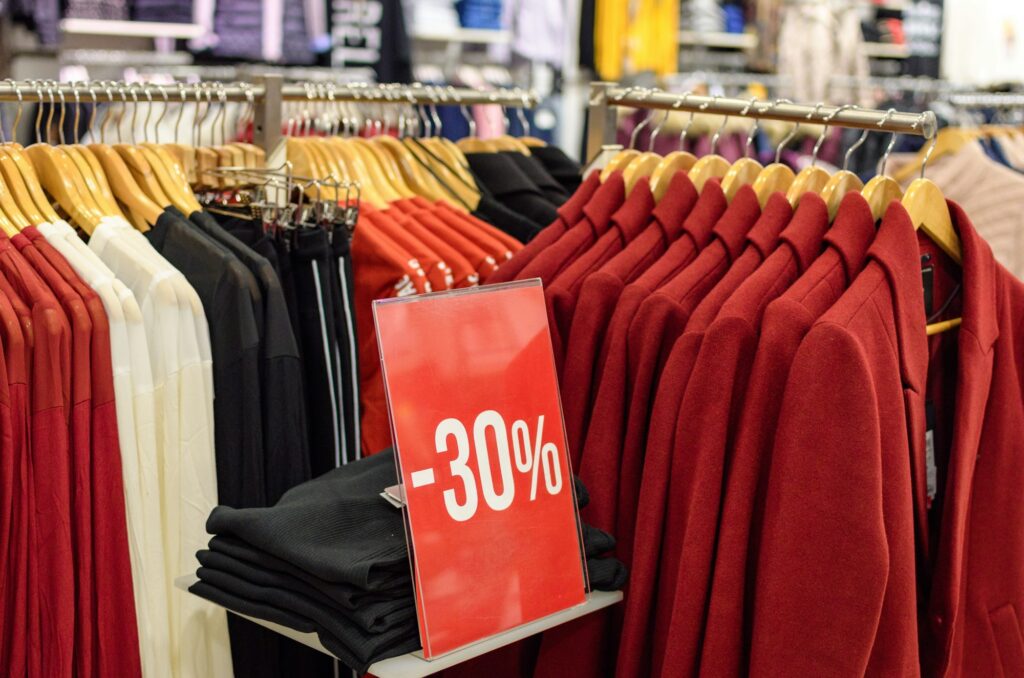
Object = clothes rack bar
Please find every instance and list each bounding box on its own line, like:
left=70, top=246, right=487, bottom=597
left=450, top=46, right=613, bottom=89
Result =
left=585, top=80, right=937, bottom=161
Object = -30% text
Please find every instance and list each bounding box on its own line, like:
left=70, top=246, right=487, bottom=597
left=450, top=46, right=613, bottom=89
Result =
left=410, top=410, right=564, bottom=522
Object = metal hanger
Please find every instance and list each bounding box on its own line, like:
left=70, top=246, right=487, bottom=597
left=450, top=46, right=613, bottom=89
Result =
left=650, top=91, right=699, bottom=201
left=752, top=99, right=800, bottom=207
left=688, top=96, right=732, bottom=192
left=720, top=96, right=765, bottom=202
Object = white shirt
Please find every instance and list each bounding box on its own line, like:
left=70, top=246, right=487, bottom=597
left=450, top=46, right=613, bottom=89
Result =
left=37, top=221, right=173, bottom=678
left=88, top=217, right=231, bottom=678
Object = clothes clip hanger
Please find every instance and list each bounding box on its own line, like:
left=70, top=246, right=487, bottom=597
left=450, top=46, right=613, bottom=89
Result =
left=622, top=108, right=669, bottom=193
left=820, top=109, right=869, bottom=221
left=650, top=92, right=699, bottom=201
left=752, top=99, right=799, bottom=207
left=600, top=87, right=653, bottom=181
left=720, top=96, right=765, bottom=202
left=688, top=97, right=732, bottom=192
left=786, top=103, right=842, bottom=207
left=861, top=109, right=906, bottom=223
left=0, top=79, right=61, bottom=222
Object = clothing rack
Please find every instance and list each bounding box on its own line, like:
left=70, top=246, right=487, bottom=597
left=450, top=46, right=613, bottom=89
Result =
left=585, top=81, right=938, bottom=162
left=0, top=76, right=539, bottom=156
left=945, top=92, right=1024, bottom=108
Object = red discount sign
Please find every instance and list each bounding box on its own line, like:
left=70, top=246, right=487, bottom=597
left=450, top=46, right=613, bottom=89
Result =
left=374, top=280, right=587, bottom=658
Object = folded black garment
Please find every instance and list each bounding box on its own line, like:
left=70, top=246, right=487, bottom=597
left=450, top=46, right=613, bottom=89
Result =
left=198, top=550, right=415, bottom=633
left=206, top=450, right=407, bottom=590
left=586, top=557, right=628, bottom=592
left=189, top=580, right=420, bottom=673
left=209, top=535, right=411, bottom=607
left=582, top=524, right=615, bottom=558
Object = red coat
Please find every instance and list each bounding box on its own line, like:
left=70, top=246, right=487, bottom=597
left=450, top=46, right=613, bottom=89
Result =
left=560, top=171, right=700, bottom=456
left=698, top=192, right=876, bottom=677
left=619, top=191, right=790, bottom=678
left=751, top=202, right=925, bottom=676
left=658, top=193, right=830, bottom=675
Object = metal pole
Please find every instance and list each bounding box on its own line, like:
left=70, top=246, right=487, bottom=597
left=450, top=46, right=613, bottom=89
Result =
left=253, top=73, right=282, bottom=155
left=604, top=87, right=938, bottom=137
left=585, top=81, right=619, bottom=162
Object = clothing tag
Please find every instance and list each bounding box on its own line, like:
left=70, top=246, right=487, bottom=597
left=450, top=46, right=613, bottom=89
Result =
left=922, top=266, right=934, bottom=317
left=925, top=401, right=937, bottom=508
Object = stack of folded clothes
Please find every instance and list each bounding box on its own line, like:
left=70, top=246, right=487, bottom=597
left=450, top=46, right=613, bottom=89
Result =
left=190, top=449, right=626, bottom=672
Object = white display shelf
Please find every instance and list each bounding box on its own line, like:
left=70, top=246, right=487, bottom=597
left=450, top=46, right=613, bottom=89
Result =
left=59, top=19, right=205, bottom=40
left=863, top=42, right=910, bottom=59
left=175, top=575, right=622, bottom=678
left=411, top=28, right=512, bottom=45
left=678, top=30, right=758, bottom=50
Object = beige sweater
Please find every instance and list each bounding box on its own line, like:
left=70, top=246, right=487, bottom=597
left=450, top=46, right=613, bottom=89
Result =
left=887, top=142, right=1024, bottom=280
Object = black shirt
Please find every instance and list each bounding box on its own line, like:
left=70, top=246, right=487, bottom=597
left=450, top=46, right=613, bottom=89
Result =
left=502, top=151, right=570, bottom=206
left=146, top=207, right=266, bottom=509
left=465, top=151, right=561, bottom=228
left=190, top=211, right=312, bottom=504
left=531, top=145, right=584, bottom=195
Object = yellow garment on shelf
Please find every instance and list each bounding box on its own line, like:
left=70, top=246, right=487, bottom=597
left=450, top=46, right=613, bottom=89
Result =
left=595, top=0, right=680, bottom=80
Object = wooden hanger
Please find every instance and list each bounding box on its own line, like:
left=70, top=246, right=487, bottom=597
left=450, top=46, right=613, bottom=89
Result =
left=720, top=98, right=765, bottom=202
left=622, top=109, right=672, bottom=193
left=821, top=127, right=869, bottom=221
left=861, top=115, right=908, bottom=223
left=0, top=149, right=46, bottom=224
left=689, top=99, right=734, bottom=192
left=890, top=125, right=978, bottom=185
left=786, top=104, right=840, bottom=208
left=1, top=81, right=61, bottom=222
left=85, top=83, right=163, bottom=228
left=24, top=84, right=106, bottom=231
left=650, top=94, right=699, bottom=201
left=903, top=135, right=962, bottom=335
left=752, top=108, right=801, bottom=207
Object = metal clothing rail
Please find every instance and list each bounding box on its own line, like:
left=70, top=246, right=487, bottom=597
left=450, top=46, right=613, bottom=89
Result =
left=945, top=92, right=1024, bottom=108
left=585, top=81, right=938, bottom=162
left=0, top=75, right=539, bottom=154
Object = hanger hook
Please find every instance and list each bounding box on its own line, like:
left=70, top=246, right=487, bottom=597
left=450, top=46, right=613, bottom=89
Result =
left=741, top=96, right=760, bottom=159
left=771, top=99, right=798, bottom=164
left=5, top=79, right=23, bottom=141
left=142, top=84, right=155, bottom=143
left=429, top=86, right=443, bottom=137
left=842, top=108, right=869, bottom=172
left=56, top=84, right=67, bottom=145
left=628, top=88, right=658, bottom=149
left=672, top=91, right=695, bottom=149
left=154, top=85, right=170, bottom=144
left=811, top=102, right=851, bottom=167
left=518, top=91, right=531, bottom=137
left=129, top=84, right=142, bottom=145
left=176, top=82, right=187, bottom=145
left=804, top=103, right=828, bottom=166
left=648, top=109, right=671, bottom=151
left=920, top=132, right=938, bottom=180
left=100, top=83, right=114, bottom=143
left=33, top=80, right=44, bottom=144
left=876, top=108, right=900, bottom=177
left=707, top=97, right=730, bottom=154
left=217, top=83, right=229, bottom=145
left=71, top=82, right=82, bottom=144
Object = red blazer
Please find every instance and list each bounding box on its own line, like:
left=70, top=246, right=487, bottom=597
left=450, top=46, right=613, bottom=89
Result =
left=618, top=191, right=790, bottom=678
left=546, top=179, right=656, bottom=372
left=560, top=171, right=700, bottom=457
left=658, top=193, right=829, bottom=675
left=514, top=172, right=626, bottom=284
left=698, top=192, right=876, bottom=678
left=751, top=202, right=925, bottom=676
left=488, top=171, right=601, bottom=284
left=917, top=202, right=1024, bottom=677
